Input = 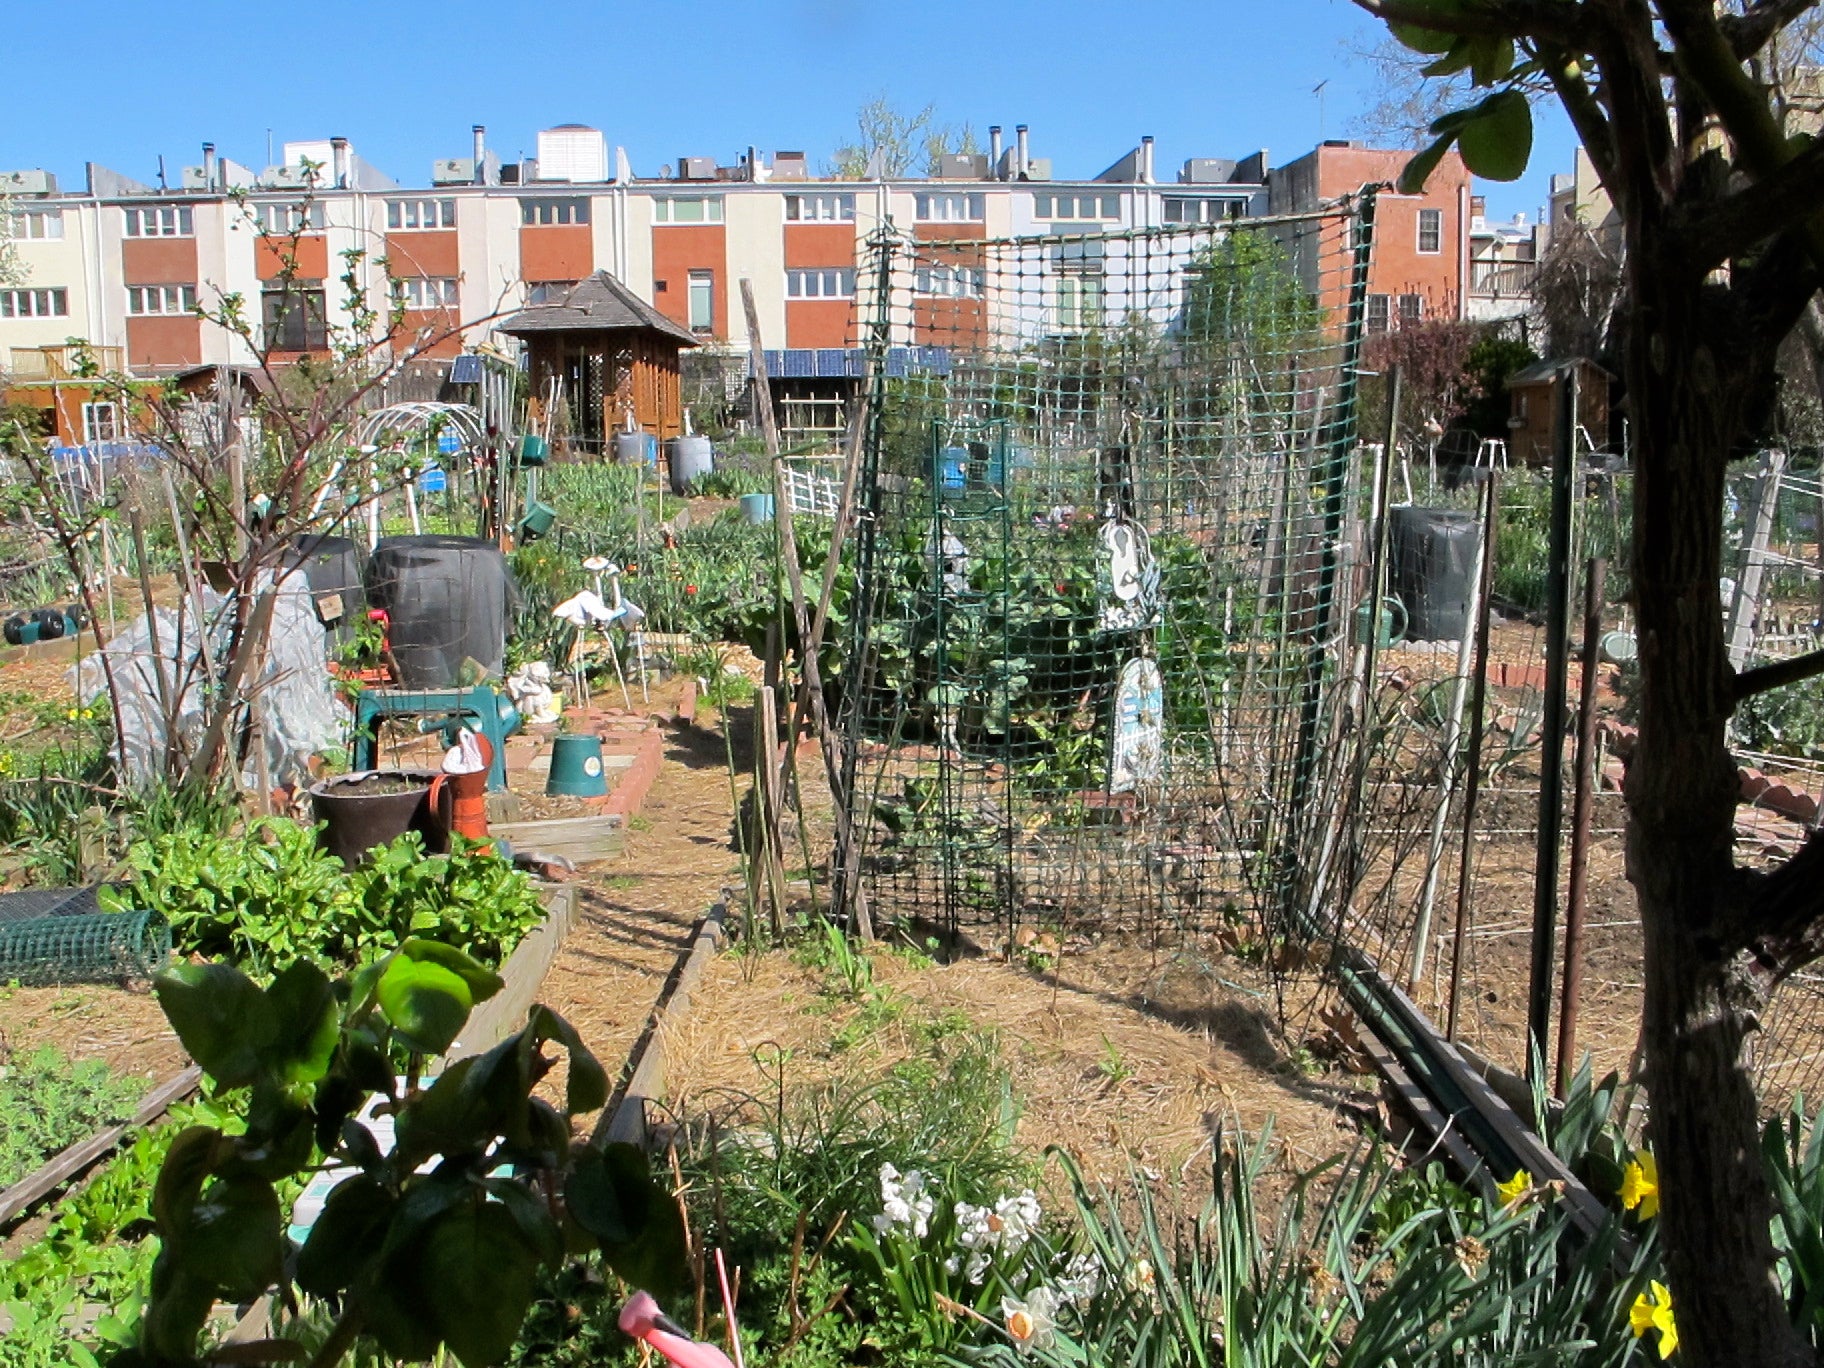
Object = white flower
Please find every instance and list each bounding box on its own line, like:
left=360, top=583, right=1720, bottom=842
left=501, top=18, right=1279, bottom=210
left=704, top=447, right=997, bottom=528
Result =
left=1002, top=1287, right=1059, bottom=1354
left=1056, top=1251, right=1101, bottom=1308
left=955, top=1200, right=996, bottom=1251
left=872, top=1162, right=935, bottom=1239
left=994, top=1190, right=1042, bottom=1258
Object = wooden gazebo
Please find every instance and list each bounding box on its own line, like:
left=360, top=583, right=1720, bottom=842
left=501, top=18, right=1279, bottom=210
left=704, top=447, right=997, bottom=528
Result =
left=498, top=271, right=697, bottom=451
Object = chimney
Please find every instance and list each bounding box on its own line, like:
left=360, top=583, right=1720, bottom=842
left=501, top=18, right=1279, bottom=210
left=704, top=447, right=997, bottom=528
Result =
left=988, top=126, right=1003, bottom=178
left=1015, top=124, right=1030, bottom=180
left=330, top=136, right=350, bottom=189
left=473, top=125, right=487, bottom=184
left=202, top=142, right=217, bottom=191
left=747, top=144, right=761, bottom=182
left=1139, top=135, right=1155, bottom=184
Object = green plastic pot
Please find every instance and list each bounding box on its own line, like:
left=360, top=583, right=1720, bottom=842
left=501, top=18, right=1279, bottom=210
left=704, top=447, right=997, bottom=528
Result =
left=546, top=733, right=608, bottom=797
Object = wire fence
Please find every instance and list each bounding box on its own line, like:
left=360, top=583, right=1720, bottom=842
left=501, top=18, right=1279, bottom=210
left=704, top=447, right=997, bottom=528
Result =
left=834, top=203, right=1374, bottom=948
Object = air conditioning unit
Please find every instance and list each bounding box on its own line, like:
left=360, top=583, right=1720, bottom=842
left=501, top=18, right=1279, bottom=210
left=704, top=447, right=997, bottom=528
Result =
left=935, top=154, right=989, bottom=180
left=433, top=158, right=476, bottom=185
left=1, top=169, right=57, bottom=195
left=1023, top=158, right=1053, bottom=181
left=771, top=151, right=809, bottom=181
left=181, top=166, right=211, bottom=191
left=678, top=156, right=716, bottom=180
left=265, top=166, right=314, bottom=189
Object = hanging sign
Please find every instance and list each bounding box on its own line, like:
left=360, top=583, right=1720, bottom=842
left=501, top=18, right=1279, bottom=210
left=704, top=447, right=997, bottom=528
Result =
left=1097, top=519, right=1160, bottom=632
left=1109, top=657, right=1164, bottom=793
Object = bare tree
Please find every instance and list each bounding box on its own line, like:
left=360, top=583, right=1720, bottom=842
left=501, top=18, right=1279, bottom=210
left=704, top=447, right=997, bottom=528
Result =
left=829, top=97, right=979, bottom=179
left=1528, top=216, right=1623, bottom=359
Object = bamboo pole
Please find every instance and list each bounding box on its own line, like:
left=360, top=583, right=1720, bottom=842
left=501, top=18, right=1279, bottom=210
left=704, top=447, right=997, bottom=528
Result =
left=1556, top=556, right=1607, bottom=1096
left=1447, top=471, right=1500, bottom=1041
left=739, top=278, right=873, bottom=938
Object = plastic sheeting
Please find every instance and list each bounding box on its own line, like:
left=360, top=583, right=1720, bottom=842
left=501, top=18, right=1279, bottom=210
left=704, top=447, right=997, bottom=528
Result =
left=73, top=577, right=343, bottom=790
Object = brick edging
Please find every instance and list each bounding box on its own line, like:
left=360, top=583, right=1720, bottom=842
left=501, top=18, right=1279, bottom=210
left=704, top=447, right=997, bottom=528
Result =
left=1598, top=720, right=1821, bottom=825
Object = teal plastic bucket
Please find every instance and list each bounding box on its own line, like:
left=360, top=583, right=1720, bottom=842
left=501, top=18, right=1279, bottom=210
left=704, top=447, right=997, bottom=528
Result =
left=518, top=433, right=549, bottom=467
left=516, top=500, right=558, bottom=542
left=546, top=732, right=608, bottom=797
left=739, top=492, right=775, bottom=524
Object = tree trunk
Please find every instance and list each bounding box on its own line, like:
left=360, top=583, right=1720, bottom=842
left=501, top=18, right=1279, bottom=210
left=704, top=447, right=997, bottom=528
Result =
left=1625, top=257, right=1813, bottom=1367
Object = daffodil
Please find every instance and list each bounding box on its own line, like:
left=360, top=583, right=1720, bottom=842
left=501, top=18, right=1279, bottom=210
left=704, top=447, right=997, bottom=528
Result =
left=1629, top=1280, right=1677, bottom=1357
left=1002, top=1288, right=1058, bottom=1354
left=1620, top=1150, right=1660, bottom=1220
left=1495, top=1169, right=1532, bottom=1211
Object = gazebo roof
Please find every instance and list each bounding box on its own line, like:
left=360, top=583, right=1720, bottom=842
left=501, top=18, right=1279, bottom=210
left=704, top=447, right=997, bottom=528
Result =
left=497, top=271, right=699, bottom=347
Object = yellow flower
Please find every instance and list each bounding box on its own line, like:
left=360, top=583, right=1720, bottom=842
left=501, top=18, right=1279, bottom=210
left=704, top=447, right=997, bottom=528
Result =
left=1629, top=1280, right=1677, bottom=1358
left=1620, top=1150, right=1660, bottom=1221
left=1495, top=1169, right=1532, bottom=1211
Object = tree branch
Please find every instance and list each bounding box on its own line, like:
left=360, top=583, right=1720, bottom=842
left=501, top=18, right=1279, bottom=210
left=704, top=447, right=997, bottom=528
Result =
left=1675, top=138, right=1824, bottom=270
left=1742, top=832, right=1824, bottom=985
left=1720, top=0, right=1822, bottom=61
left=1735, top=646, right=1824, bottom=702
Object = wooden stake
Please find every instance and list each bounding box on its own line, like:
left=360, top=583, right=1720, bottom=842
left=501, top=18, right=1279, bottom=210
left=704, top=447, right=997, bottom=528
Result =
left=1556, top=556, right=1607, bottom=1097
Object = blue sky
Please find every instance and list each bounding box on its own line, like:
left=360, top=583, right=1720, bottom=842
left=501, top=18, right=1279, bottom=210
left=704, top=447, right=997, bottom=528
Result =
left=2, top=0, right=1571, bottom=221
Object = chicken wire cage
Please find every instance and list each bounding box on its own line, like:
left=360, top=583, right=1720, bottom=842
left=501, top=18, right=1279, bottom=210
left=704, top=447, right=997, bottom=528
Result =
left=833, top=200, right=1380, bottom=941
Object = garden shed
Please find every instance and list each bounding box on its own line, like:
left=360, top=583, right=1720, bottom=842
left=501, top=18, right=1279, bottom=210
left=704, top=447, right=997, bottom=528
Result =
left=1504, top=356, right=1612, bottom=463
left=498, top=271, right=697, bottom=452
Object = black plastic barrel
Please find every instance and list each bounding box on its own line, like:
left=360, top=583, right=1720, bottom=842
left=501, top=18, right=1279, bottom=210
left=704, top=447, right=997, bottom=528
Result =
left=364, top=535, right=515, bottom=687
left=283, top=534, right=367, bottom=651
left=1389, top=507, right=1481, bottom=641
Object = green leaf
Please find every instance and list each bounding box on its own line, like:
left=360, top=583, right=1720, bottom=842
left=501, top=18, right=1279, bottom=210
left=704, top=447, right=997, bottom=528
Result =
left=419, top=1202, right=542, bottom=1368
left=152, top=1126, right=225, bottom=1237
left=178, top=1175, right=284, bottom=1301
left=394, top=1039, right=527, bottom=1164
left=1469, top=34, right=1517, bottom=85
left=567, top=1143, right=689, bottom=1298
left=483, top=1174, right=564, bottom=1268
left=155, top=963, right=277, bottom=1087
left=264, top=960, right=340, bottom=1086
left=296, top=1174, right=395, bottom=1297
left=1400, top=135, right=1457, bottom=196
left=528, top=1004, right=609, bottom=1115
left=1388, top=20, right=1457, bottom=55
left=1458, top=89, right=1533, bottom=181
left=376, top=955, right=474, bottom=1055
left=397, top=937, right=505, bottom=1004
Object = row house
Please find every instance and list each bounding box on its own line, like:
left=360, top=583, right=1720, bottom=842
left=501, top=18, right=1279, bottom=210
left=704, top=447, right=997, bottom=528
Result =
left=2, top=125, right=1477, bottom=445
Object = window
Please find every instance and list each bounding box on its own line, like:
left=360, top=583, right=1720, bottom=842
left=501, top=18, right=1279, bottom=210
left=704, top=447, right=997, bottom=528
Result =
left=1417, top=207, right=1443, bottom=254
left=1163, top=197, right=1243, bottom=224
left=394, top=277, right=459, bottom=309
left=1032, top=192, right=1120, bottom=222
left=253, top=201, right=327, bottom=233
left=1399, top=293, right=1424, bottom=326
left=123, top=205, right=194, bottom=238
left=1366, top=293, right=1391, bottom=334
left=0, top=287, right=68, bottom=318
left=520, top=198, right=589, bottom=226
left=10, top=209, right=63, bottom=240
left=1056, top=275, right=1104, bottom=329
left=785, top=268, right=855, bottom=299
left=687, top=271, right=714, bottom=332
left=81, top=402, right=120, bottom=444
left=127, top=284, right=197, bottom=315
left=785, top=193, right=855, bottom=222
left=527, top=280, right=578, bottom=305
left=388, top=198, right=457, bottom=230
left=913, top=264, right=985, bottom=298
left=653, top=196, right=723, bottom=224
left=915, top=193, right=985, bottom=223
left=262, top=285, right=328, bottom=350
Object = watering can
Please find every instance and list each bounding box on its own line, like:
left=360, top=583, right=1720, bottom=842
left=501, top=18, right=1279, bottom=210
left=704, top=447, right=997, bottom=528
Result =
left=1355, top=594, right=1407, bottom=649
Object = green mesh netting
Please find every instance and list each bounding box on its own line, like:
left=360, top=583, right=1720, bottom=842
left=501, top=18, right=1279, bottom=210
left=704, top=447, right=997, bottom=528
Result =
left=833, top=199, right=1377, bottom=941
left=0, top=908, right=171, bottom=985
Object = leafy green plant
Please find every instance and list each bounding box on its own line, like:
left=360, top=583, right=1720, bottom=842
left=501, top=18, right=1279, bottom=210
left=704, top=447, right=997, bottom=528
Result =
left=0, top=1046, right=147, bottom=1188
left=106, top=824, right=545, bottom=974
left=111, top=944, right=685, bottom=1368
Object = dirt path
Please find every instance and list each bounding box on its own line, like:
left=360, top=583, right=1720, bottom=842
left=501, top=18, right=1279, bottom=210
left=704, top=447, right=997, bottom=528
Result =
left=534, top=716, right=744, bottom=1110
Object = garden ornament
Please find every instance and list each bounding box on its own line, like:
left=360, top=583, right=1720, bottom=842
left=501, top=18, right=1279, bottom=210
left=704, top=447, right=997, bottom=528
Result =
left=618, top=1290, right=737, bottom=1368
